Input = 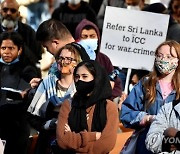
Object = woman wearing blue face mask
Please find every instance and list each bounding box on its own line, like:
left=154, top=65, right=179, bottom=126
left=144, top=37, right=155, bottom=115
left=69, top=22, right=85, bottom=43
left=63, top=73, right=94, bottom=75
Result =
left=120, top=40, right=180, bottom=154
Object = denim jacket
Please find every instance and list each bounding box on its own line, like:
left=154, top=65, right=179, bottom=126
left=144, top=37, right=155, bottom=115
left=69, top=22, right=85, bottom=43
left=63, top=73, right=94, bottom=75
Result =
left=120, top=79, right=176, bottom=154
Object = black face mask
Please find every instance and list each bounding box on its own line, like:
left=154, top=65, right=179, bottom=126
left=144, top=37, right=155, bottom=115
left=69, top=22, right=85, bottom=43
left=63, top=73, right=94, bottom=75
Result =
left=75, top=80, right=95, bottom=96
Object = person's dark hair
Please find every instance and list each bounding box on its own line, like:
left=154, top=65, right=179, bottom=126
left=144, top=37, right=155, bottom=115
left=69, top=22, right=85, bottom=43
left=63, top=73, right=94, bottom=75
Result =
left=0, top=32, right=23, bottom=50
left=142, top=2, right=167, bottom=14
left=73, top=60, right=112, bottom=106
left=36, top=19, right=72, bottom=42
left=74, top=60, right=96, bottom=79
left=82, top=25, right=94, bottom=31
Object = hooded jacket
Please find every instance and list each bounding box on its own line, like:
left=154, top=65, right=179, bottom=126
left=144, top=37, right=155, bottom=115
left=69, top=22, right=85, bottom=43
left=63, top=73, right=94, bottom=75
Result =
left=75, top=19, right=122, bottom=99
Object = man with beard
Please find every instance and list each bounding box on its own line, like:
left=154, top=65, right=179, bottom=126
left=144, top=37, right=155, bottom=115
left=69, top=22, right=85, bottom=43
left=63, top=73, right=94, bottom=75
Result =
left=0, top=0, right=42, bottom=77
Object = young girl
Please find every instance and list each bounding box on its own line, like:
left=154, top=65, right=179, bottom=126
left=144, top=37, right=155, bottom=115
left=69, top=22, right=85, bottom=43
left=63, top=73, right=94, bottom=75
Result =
left=56, top=60, right=119, bottom=154
left=120, top=40, right=180, bottom=154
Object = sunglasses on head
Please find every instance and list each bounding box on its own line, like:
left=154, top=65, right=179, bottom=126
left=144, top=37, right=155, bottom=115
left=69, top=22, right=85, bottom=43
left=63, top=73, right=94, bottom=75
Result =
left=2, top=8, right=17, bottom=14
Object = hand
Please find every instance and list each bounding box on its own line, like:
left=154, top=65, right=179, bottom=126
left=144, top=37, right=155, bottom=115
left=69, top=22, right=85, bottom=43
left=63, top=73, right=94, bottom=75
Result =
left=30, top=78, right=42, bottom=88
left=96, top=132, right=101, bottom=140
left=164, top=127, right=179, bottom=137
left=86, top=114, right=89, bottom=120
left=65, top=123, right=71, bottom=132
left=140, top=115, right=155, bottom=126
left=118, top=92, right=127, bottom=110
left=20, top=89, right=30, bottom=99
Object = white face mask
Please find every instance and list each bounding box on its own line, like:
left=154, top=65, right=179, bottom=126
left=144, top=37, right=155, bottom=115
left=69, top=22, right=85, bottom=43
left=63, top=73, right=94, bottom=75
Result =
left=68, top=0, right=81, bottom=5
left=127, top=5, right=140, bottom=10
left=1, top=19, right=16, bottom=29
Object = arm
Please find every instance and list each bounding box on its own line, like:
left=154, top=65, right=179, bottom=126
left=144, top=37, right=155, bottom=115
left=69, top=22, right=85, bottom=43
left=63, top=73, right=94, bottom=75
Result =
left=92, top=100, right=118, bottom=153
left=145, top=103, right=170, bottom=153
left=56, top=100, right=96, bottom=150
left=120, top=80, right=148, bottom=129
left=110, top=81, right=115, bottom=89
left=27, top=79, right=47, bottom=117
left=75, top=100, right=119, bottom=154
left=30, top=78, right=42, bottom=89
left=118, top=92, right=127, bottom=110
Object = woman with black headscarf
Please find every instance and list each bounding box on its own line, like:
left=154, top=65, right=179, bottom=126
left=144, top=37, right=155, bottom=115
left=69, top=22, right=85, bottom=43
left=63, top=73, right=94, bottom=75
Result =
left=56, top=60, right=119, bottom=154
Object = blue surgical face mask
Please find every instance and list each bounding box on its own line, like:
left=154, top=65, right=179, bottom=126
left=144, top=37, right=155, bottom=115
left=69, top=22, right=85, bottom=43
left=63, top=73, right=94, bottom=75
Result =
left=78, top=39, right=98, bottom=60
left=80, top=39, right=98, bottom=51
left=0, top=57, right=19, bottom=65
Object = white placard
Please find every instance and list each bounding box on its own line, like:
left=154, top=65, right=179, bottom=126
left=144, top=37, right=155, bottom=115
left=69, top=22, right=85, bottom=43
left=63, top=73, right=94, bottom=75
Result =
left=100, top=6, right=169, bottom=71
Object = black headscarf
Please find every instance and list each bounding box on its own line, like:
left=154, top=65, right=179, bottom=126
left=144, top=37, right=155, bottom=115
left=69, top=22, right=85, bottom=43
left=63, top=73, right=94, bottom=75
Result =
left=70, top=42, right=90, bottom=61
left=68, top=60, right=112, bottom=133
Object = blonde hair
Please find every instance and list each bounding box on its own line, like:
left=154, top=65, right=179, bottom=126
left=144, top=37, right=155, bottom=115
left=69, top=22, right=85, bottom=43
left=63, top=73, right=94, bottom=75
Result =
left=143, top=40, right=180, bottom=108
left=55, top=44, right=82, bottom=64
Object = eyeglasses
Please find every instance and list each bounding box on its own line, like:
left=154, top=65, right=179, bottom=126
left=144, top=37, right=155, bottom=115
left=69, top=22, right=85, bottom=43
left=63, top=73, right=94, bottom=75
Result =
left=57, top=56, right=76, bottom=64
left=155, top=53, right=178, bottom=60
left=2, top=8, right=17, bottom=14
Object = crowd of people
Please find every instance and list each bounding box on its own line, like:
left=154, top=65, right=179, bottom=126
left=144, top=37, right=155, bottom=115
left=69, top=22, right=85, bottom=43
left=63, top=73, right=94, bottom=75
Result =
left=0, top=0, right=180, bottom=154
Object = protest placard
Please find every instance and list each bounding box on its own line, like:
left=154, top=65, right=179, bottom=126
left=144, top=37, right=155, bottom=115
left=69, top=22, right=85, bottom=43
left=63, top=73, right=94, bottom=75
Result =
left=100, top=6, right=169, bottom=71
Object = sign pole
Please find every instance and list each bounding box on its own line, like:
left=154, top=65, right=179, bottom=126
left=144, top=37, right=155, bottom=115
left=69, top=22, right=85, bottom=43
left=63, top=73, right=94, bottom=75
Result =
left=124, top=68, right=132, bottom=94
